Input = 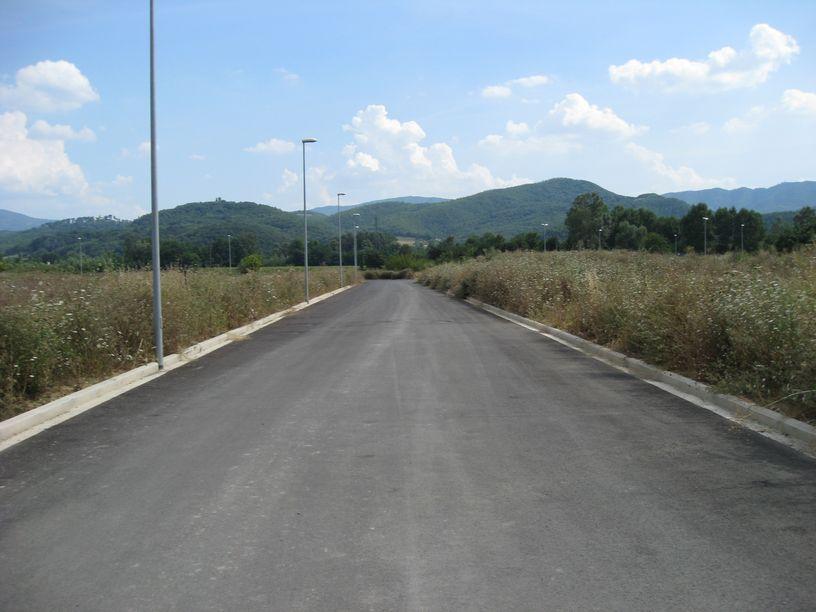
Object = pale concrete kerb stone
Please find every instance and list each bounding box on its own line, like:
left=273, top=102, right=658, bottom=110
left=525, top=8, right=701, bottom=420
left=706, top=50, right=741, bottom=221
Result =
left=463, top=296, right=816, bottom=456
left=0, top=285, right=354, bottom=451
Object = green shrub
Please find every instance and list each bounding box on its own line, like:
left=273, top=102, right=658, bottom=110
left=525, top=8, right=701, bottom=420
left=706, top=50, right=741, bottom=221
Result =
left=238, top=253, right=263, bottom=273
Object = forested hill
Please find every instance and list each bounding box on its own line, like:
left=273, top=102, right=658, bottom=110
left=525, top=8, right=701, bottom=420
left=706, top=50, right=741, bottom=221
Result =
left=664, top=181, right=816, bottom=213
left=332, top=178, right=692, bottom=239
left=0, top=208, right=53, bottom=232
left=310, top=196, right=448, bottom=216
left=0, top=200, right=334, bottom=260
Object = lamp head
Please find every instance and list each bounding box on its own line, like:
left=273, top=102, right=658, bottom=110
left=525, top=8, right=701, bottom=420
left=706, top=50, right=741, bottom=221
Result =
left=302, top=137, right=317, bottom=144
left=337, top=192, right=347, bottom=196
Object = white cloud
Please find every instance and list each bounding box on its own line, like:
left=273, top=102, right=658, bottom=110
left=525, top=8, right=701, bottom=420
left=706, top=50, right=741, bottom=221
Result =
left=0, top=111, right=89, bottom=196
left=481, top=74, right=551, bottom=99
left=343, top=104, right=527, bottom=196
left=609, top=24, right=799, bottom=92
left=30, top=119, right=96, bottom=141
left=481, top=85, right=512, bottom=99
left=478, top=132, right=581, bottom=156
left=112, top=174, right=132, bottom=186
left=550, top=93, right=646, bottom=138
left=671, top=121, right=711, bottom=135
left=275, top=67, right=300, bottom=82
left=505, top=120, right=530, bottom=136
left=722, top=105, right=766, bottom=134
left=244, top=138, right=295, bottom=154
left=626, top=143, right=733, bottom=189
left=782, top=89, right=816, bottom=115
left=508, top=74, right=551, bottom=88
left=278, top=168, right=298, bottom=192
left=0, top=60, right=99, bottom=112
left=189, top=153, right=205, bottom=160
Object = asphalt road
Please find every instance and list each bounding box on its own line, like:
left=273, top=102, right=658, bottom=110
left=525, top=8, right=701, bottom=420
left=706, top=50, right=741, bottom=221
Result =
left=1, top=280, right=815, bottom=611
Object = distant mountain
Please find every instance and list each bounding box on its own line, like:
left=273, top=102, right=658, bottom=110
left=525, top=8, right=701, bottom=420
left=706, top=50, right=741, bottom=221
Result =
left=0, top=201, right=334, bottom=259
left=0, top=208, right=53, bottom=231
left=664, top=181, right=816, bottom=214
left=310, top=196, right=447, bottom=216
left=331, top=178, right=691, bottom=239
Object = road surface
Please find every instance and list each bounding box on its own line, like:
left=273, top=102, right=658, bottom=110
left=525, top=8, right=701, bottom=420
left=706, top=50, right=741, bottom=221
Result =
left=1, top=280, right=815, bottom=610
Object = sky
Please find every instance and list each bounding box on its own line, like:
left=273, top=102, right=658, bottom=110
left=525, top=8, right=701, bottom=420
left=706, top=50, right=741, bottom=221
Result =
left=1, top=0, right=814, bottom=219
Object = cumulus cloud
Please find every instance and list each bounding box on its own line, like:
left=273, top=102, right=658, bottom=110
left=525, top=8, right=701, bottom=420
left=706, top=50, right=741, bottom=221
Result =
left=112, top=174, right=133, bottom=186
left=278, top=168, right=298, bottom=192
left=550, top=93, right=646, bottom=138
left=343, top=104, right=527, bottom=196
left=481, top=74, right=551, bottom=99
left=782, top=89, right=816, bottom=115
left=244, top=138, right=295, bottom=154
left=626, top=143, right=732, bottom=189
left=609, top=24, right=799, bottom=92
left=30, top=119, right=96, bottom=141
left=0, top=60, right=99, bottom=112
left=505, top=120, right=530, bottom=136
left=479, top=118, right=580, bottom=155
left=0, top=111, right=89, bottom=196
left=722, top=106, right=766, bottom=134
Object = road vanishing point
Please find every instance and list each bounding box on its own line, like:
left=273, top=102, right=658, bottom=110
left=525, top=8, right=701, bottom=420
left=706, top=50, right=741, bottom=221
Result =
left=1, top=280, right=815, bottom=610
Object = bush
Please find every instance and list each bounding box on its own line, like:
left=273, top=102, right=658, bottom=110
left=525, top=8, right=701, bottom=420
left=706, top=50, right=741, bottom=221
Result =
left=384, top=253, right=430, bottom=271
left=239, top=253, right=263, bottom=273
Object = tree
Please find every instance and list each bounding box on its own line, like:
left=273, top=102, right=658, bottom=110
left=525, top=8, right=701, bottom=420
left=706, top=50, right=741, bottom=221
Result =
left=565, top=192, right=608, bottom=249
left=239, top=253, right=263, bottom=273
left=679, top=203, right=714, bottom=253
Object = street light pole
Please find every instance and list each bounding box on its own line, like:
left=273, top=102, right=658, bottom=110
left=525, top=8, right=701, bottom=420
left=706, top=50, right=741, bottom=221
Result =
left=674, top=233, right=678, bottom=256
left=301, top=138, right=317, bottom=301
left=78, top=236, right=83, bottom=274
left=598, top=228, right=603, bottom=250
left=149, top=0, right=164, bottom=369
left=337, top=192, right=346, bottom=286
left=353, top=212, right=360, bottom=282
left=740, top=223, right=745, bottom=252
left=227, top=234, right=232, bottom=270
left=541, top=223, right=549, bottom=251
left=702, top=216, right=709, bottom=255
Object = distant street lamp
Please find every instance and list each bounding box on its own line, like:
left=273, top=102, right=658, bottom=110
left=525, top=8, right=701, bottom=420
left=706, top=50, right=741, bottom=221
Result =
left=301, top=137, right=317, bottom=301
left=674, top=233, right=678, bottom=256
left=149, top=0, right=164, bottom=369
left=598, top=228, right=603, bottom=250
left=352, top=212, right=361, bottom=282
left=77, top=236, right=83, bottom=274
left=740, top=223, right=745, bottom=252
left=337, top=192, right=346, bottom=285
left=702, top=216, right=709, bottom=255
left=541, top=223, right=549, bottom=251
left=227, top=234, right=232, bottom=270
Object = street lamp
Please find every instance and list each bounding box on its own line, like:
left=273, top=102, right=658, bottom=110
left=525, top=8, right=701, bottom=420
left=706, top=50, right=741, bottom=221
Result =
left=352, top=212, right=361, bottom=282
left=337, top=192, right=346, bottom=286
left=77, top=236, right=83, bottom=274
left=674, top=233, right=678, bottom=256
left=598, top=228, right=603, bottom=250
left=541, top=223, right=549, bottom=251
left=227, top=234, right=232, bottom=270
left=301, top=137, right=317, bottom=301
left=148, top=0, right=164, bottom=368
left=740, top=223, right=745, bottom=252
left=702, top=216, right=709, bottom=255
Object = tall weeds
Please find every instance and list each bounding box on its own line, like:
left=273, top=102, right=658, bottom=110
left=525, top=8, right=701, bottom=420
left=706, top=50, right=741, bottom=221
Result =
left=418, top=249, right=816, bottom=421
left=0, top=267, right=344, bottom=419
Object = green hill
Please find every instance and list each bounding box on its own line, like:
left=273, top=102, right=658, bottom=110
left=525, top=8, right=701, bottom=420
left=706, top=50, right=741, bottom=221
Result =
left=664, top=181, right=816, bottom=213
left=310, top=196, right=447, bottom=216
left=0, top=200, right=333, bottom=260
left=332, top=178, right=691, bottom=239
left=0, top=208, right=53, bottom=231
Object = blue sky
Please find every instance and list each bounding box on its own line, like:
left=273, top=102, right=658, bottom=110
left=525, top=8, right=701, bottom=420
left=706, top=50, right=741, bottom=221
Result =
left=1, top=0, right=814, bottom=219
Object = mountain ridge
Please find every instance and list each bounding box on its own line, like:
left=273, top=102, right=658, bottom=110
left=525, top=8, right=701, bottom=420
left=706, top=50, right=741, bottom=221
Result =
left=663, top=181, right=816, bottom=213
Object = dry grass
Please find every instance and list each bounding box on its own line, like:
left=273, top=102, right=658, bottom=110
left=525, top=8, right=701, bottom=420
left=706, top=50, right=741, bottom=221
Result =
left=0, top=267, right=346, bottom=419
left=418, top=249, right=816, bottom=422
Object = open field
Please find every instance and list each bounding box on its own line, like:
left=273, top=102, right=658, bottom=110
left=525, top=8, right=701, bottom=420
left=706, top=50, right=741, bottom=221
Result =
left=418, top=248, right=816, bottom=422
left=0, top=267, right=350, bottom=419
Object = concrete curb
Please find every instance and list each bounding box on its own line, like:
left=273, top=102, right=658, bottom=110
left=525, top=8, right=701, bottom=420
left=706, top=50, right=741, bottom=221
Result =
left=0, top=285, right=354, bottom=451
left=462, top=296, right=816, bottom=454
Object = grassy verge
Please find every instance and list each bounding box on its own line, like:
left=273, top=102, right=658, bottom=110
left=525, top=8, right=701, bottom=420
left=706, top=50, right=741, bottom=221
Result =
left=418, top=249, right=816, bottom=422
left=0, top=267, right=347, bottom=420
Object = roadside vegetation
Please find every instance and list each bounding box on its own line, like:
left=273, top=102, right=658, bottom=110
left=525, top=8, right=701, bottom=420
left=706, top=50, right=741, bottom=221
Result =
left=418, top=248, right=816, bottom=422
left=0, top=267, right=346, bottom=419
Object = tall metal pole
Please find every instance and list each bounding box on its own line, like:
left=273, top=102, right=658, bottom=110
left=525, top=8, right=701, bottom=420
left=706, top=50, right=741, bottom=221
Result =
left=703, top=216, right=708, bottom=255
left=740, top=223, right=745, bottom=252
left=674, top=233, right=678, bottom=255
left=352, top=212, right=360, bottom=282
left=337, top=192, right=346, bottom=286
left=541, top=223, right=548, bottom=251
left=227, top=234, right=232, bottom=269
left=598, top=228, right=602, bottom=250
left=78, top=236, right=83, bottom=274
left=149, top=0, right=164, bottom=369
left=301, top=138, right=316, bottom=301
